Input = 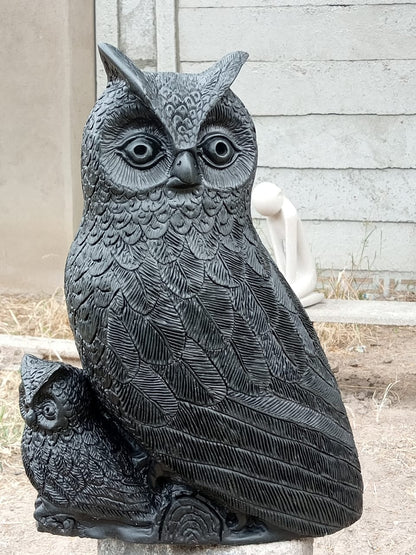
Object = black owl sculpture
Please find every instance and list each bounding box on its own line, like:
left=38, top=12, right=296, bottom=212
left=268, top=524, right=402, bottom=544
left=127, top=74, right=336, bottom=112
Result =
left=21, top=43, right=363, bottom=545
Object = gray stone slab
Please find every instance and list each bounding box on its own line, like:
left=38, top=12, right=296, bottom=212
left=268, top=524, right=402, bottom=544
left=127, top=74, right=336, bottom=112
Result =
left=0, top=334, right=80, bottom=370
left=255, top=115, right=416, bottom=169
left=182, top=60, right=416, bottom=116
left=98, top=539, right=313, bottom=555
left=178, top=5, right=416, bottom=62
left=306, top=299, right=416, bottom=326
left=253, top=168, right=416, bottom=223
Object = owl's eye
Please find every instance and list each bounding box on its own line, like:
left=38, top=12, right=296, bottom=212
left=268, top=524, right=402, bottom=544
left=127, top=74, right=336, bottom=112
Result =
left=40, top=400, right=58, bottom=421
left=198, top=134, right=239, bottom=168
left=117, top=135, right=164, bottom=169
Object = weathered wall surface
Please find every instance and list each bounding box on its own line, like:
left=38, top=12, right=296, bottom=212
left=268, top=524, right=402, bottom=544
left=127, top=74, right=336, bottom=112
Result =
left=0, top=0, right=95, bottom=293
left=2, top=1, right=413, bottom=294
left=178, top=1, right=416, bottom=293
left=96, top=0, right=416, bottom=294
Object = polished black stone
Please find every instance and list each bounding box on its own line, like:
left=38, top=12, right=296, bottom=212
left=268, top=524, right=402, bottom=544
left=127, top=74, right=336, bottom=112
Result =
left=20, top=43, right=363, bottom=545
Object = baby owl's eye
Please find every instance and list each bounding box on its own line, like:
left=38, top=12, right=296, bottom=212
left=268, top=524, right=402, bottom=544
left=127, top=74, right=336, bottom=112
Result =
left=41, top=400, right=58, bottom=421
left=198, top=135, right=239, bottom=168
left=117, top=135, right=164, bottom=169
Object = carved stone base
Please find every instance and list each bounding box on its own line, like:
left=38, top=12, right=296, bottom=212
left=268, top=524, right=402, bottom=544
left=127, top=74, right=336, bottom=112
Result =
left=98, top=538, right=314, bottom=555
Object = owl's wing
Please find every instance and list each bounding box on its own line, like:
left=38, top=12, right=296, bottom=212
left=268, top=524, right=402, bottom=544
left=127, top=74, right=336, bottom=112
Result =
left=99, top=223, right=361, bottom=536
left=40, top=423, right=153, bottom=518
left=67, top=212, right=362, bottom=535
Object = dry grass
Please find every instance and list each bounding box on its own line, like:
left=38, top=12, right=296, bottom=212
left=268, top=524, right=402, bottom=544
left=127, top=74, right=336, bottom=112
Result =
left=314, top=321, right=375, bottom=353
left=0, top=289, right=72, bottom=339
left=322, top=267, right=368, bottom=301
left=0, top=290, right=72, bottom=470
left=373, top=379, right=401, bottom=423
left=0, top=370, right=23, bottom=466
left=391, top=290, right=416, bottom=302
left=315, top=269, right=376, bottom=351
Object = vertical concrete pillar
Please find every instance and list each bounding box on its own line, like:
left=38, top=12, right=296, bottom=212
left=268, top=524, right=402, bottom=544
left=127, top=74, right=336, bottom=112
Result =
left=0, top=0, right=95, bottom=293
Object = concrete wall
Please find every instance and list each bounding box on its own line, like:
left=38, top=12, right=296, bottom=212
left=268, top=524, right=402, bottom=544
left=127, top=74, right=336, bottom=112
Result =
left=6, top=1, right=410, bottom=294
left=0, top=0, right=95, bottom=293
left=95, top=0, right=416, bottom=295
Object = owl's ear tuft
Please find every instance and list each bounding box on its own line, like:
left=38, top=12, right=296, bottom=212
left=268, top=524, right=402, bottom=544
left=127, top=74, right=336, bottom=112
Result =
left=20, top=355, right=68, bottom=404
left=98, top=43, right=154, bottom=105
left=201, top=51, right=249, bottom=99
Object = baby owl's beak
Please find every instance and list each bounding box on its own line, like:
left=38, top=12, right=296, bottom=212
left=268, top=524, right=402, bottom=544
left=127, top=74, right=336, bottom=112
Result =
left=167, top=151, right=200, bottom=190
left=25, top=408, right=37, bottom=426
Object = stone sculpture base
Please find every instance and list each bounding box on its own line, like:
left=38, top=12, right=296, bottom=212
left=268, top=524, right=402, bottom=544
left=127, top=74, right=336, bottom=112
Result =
left=98, top=538, right=314, bottom=555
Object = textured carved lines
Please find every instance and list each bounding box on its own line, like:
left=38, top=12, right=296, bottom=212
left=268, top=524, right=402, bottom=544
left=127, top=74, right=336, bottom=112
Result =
left=221, top=396, right=360, bottom=467
left=210, top=344, right=260, bottom=394
left=93, top=282, right=114, bottom=309
left=143, top=219, right=170, bottom=240
left=175, top=297, right=225, bottom=352
left=186, top=226, right=219, bottom=260
left=160, top=495, right=222, bottom=545
left=270, top=309, right=308, bottom=367
left=113, top=365, right=176, bottom=427
left=160, top=455, right=349, bottom=535
left=170, top=210, right=193, bottom=235
left=204, top=254, right=237, bottom=287
left=215, top=205, right=234, bottom=237
left=119, top=224, right=143, bottom=246
left=87, top=252, right=114, bottom=278
left=179, top=200, right=202, bottom=220
left=270, top=377, right=349, bottom=424
left=110, top=297, right=173, bottom=366
left=193, top=208, right=216, bottom=234
left=181, top=338, right=226, bottom=401
left=130, top=365, right=177, bottom=418
left=202, top=192, right=223, bottom=217
left=235, top=393, right=353, bottom=446
left=299, top=370, right=344, bottom=412
left=72, top=298, right=99, bottom=346
left=261, top=333, right=302, bottom=383
left=197, top=281, right=235, bottom=341
left=162, top=361, right=221, bottom=406
left=155, top=427, right=360, bottom=513
left=148, top=235, right=183, bottom=265
left=159, top=262, right=195, bottom=298
left=112, top=267, right=152, bottom=315
left=230, top=315, right=270, bottom=388
left=245, top=264, right=290, bottom=311
left=177, top=247, right=204, bottom=287
left=245, top=242, right=270, bottom=278
left=173, top=402, right=360, bottom=479
left=218, top=245, right=245, bottom=281
left=149, top=299, right=186, bottom=355
left=231, top=283, right=269, bottom=336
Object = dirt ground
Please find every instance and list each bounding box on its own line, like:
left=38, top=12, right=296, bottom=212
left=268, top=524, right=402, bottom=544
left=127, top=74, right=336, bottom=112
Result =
left=0, top=325, right=415, bottom=555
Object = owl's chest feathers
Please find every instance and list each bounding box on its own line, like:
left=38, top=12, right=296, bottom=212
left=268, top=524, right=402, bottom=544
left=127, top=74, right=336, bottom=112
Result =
left=68, top=191, right=267, bottom=349
left=82, top=190, right=249, bottom=269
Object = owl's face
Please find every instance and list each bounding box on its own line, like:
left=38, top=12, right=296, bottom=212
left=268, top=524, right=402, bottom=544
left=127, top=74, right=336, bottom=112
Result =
left=20, top=385, right=69, bottom=432
left=19, top=359, right=89, bottom=433
left=82, top=45, right=256, bottom=205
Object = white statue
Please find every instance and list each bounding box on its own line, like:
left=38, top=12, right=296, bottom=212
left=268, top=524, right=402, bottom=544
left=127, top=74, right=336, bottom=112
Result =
left=252, top=182, right=324, bottom=308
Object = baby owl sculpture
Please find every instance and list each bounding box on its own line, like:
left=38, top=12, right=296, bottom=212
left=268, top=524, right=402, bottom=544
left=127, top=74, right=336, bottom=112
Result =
left=22, top=43, right=363, bottom=545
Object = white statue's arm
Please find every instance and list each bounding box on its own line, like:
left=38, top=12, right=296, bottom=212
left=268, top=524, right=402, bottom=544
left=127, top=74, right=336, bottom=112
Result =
left=252, top=182, right=323, bottom=307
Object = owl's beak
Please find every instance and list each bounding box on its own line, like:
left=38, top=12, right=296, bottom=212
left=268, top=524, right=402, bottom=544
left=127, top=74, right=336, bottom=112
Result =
left=24, top=408, right=37, bottom=426
left=167, top=151, right=200, bottom=190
